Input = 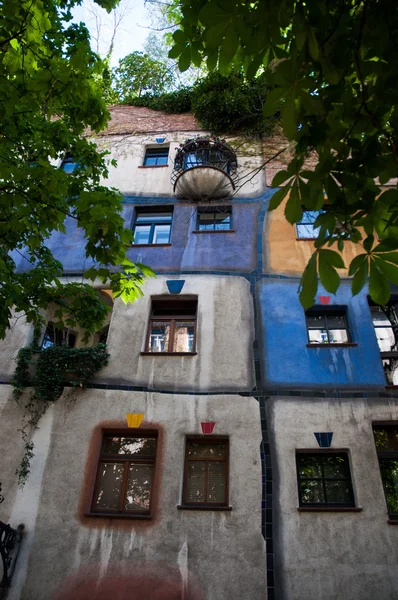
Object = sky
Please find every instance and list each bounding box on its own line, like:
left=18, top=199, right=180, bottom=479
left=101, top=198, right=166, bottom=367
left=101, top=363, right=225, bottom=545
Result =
left=72, top=0, right=156, bottom=67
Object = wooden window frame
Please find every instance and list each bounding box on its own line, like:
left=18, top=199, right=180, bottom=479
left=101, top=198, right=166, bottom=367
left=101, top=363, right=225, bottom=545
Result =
left=145, top=298, right=197, bottom=355
left=143, top=147, right=169, bottom=167
left=89, top=429, right=158, bottom=519
left=132, top=206, right=173, bottom=245
left=373, top=424, right=398, bottom=521
left=196, top=206, right=232, bottom=231
left=305, top=306, right=351, bottom=345
left=181, top=437, right=230, bottom=509
left=296, top=451, right=355, bottom=508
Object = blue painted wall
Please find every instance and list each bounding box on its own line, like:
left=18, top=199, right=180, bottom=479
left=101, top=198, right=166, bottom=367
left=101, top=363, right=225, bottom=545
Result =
left=257, top=279, right=387, bottom=388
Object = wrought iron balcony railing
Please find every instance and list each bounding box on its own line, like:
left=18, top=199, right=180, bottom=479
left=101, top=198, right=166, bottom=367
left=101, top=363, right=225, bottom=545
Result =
left=0, top=521, right=24, bottom=597
left=171, top=136, right=239, bottom=201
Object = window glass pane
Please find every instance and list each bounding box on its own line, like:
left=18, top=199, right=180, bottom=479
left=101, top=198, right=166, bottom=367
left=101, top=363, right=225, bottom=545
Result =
left=94, top=462, right=124, bottom=509
left=143, top=156, right=157, bottom=166
left=308, top=329, right=328, bottom=343
left=374, top=427, right=398, bottom=452
left=306, top=314, right=326, bottom=328
left=136, top=212, right=172, bottom=224
left=328, top=329, right=348, bottom=343
left=207, top=462, right=226, bottom=502
left=325, top=481, right=353, bottom=504
left=214, top=212, right=231, bottom=230
left=133, top=225, right=151, bottom=244
left=322, top=455, right=349, bottom=478
left=187, top=442, right=227, bottom=459
left=153, top=224, right=171, bottom=244
left=187, top=461, right=206, bottom=502
left=301, top=210, right=322, bottom=224
left=125, top=464, right=153, bottom=511
left=296, top=223, right=320, bottom=239
left=149, top=322, right=170, bottom=352
left=197, top=212, right=215, bottom=230
left=299, top=480, right=325, bottom=503
left=371, top=307, right=392, bottom=327
left=103, top=437, right=157, bottom=457
left=326, top=314, right=346, bottom=328
left=173, top=321, right=195, bottom=352
left=375, top=327, right=396, bottom=352
left=297, top=455, right=323, bottom=478
left=185, top=153, right=202, bottom=168
left=155, top=155, right=168, bottom=166
left=379, top=459, right=398, bottom=515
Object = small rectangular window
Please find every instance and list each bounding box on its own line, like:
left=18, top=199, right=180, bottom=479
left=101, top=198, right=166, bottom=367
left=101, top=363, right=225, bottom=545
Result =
left=296, top=210, right=324, bottom=239
left=369, top=298, right=398, bottom=384
left=61, top=153, right=78, bottom=174
left=306, top=307, right=350, bottom=344
left=91, top=431, right=158, bottom=517
left=373, top=425, right=398, bottom=520
left=133, top=207, right=173, bottom=245
left=196, top=207, right=232, bottom=231
left=146, top=299, right=197, bottom=354
left=143, top=147, right=169, bottom=166
left=182, top=438, right=229, bottom=507
left=296, top=452, right=355, bottom=507
left=41, top=322, right=76, bottom=349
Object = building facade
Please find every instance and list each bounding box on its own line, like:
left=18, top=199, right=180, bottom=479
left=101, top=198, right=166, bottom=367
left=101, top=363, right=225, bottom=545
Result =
left=0, top=106, right=397, bottom=600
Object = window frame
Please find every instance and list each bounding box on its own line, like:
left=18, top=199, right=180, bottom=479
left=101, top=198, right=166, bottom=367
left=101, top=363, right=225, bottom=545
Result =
left=144, top=298, right=198, bottom=355
left=132, top=206, right=173, bottom=245
left=305, top=306, right=352, bottom=345
left=90, top=429, right=158, bottom=519
left=181, top=437, right=230, bottom=509
left=296, top=451, right=355, bottom=508
left=143, top=147, right=169, bottom=167
left=196, top=206, right=233, bottom=232
left=373, top=424, right=398, bottom=520
left=368, top=298, right=398, bottom=385
left=41, top=322, right=76, bottom=349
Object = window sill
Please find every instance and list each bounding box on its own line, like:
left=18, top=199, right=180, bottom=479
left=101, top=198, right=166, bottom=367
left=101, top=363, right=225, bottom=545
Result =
left=385, top=385, right=398, bottom=389
left=84, top=512, right=152, bottom=520
left=306, top=343, right=358, bottom=348
left=387, top=519, right=398, bottom=524
left=296, top=238, right=316, bottom=241
left=192, top=229, right=235, bottom=234
left=177, top=505, right=232, bottom=511
left=297, top=506, right=362, bottom=512
left=140, top=352, right=197, bottom=356
left=131, top=243, right=171, bottom=248
left=138, top=165, right=169, bottom=169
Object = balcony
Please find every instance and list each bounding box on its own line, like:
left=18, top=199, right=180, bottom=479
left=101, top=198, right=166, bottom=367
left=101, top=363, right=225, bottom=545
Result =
left=171, top=136, right=238, bottom=201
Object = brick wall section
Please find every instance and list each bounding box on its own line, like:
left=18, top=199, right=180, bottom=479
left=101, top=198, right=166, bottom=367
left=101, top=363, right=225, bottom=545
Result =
left=97, top=105, right=203, bottom=136
left=263, top=129, right=318, bottom=187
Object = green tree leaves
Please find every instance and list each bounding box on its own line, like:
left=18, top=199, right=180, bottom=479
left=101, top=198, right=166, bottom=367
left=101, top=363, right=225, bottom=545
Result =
left=114, top=51, right=175, bottom=100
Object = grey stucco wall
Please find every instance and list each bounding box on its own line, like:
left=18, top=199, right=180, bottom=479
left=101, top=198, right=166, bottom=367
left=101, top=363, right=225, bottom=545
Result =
left=98, top=275, right=255, bottom=392
left=267, top=395, right=398, bottom=600
left=0, top=385, right=267, bottom=600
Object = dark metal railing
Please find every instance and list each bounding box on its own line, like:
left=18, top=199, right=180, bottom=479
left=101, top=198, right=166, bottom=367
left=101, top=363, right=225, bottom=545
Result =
left=171, top=136, right=239, bottom=188
left=0, top=521, right=24, bottom=595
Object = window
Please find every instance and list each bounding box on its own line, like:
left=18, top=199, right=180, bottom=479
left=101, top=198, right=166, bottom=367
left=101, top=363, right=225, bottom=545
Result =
left=145, top=299, right=197, bottom=354
left=91, top=431, right=157, bottom=517
left=296, top=210, right=323, bottom=239
left=296, top=453, right=355, bottom=507
left=373, top=425, right=398, bottom=520
left=306, top=307, right=350, bottom=344
left=133, top=207, right=173, bottom=245
left=196, top=207, right=232, bottom=231
left=41, top=322, right=76, bottom=349
left=182, top=438, right=229, bottom=508
left=369, top=298, right=398, bottom=385
left=60, top=153, right=78, bottom=174
left=143, top=147, right=169, bottom=166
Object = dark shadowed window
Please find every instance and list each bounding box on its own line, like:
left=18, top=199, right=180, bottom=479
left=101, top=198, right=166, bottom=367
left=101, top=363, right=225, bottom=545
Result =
left=196, top=207, right=232, bottom=231
left=91, top=431, right=158, bottom=517
left=41, top=322, right=76, bottom=349
left=133, top=207, right=173, bottom=245
left=145, top=298, right=197, bottom=354
left=373, top=425, right=398, bottom=520
left=305, top=306, right=350, bottom=344
left=182, top=438, right=229, bottom=507
left=296, top=453, right=355, bottom=507
left=143, top=147, right=169, bottom=166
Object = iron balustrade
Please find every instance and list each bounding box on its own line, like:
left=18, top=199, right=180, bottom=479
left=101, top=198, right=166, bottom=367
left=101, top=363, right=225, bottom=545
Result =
left=0, top=521, right=24, bottom=595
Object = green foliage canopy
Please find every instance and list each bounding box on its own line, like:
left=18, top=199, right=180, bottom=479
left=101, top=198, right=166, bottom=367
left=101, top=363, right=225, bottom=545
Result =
left=168, top=0, right=398, bottom=306
left=114, top=50, right=175, bottom=101
left=0, top=0, right=154, bottom=340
